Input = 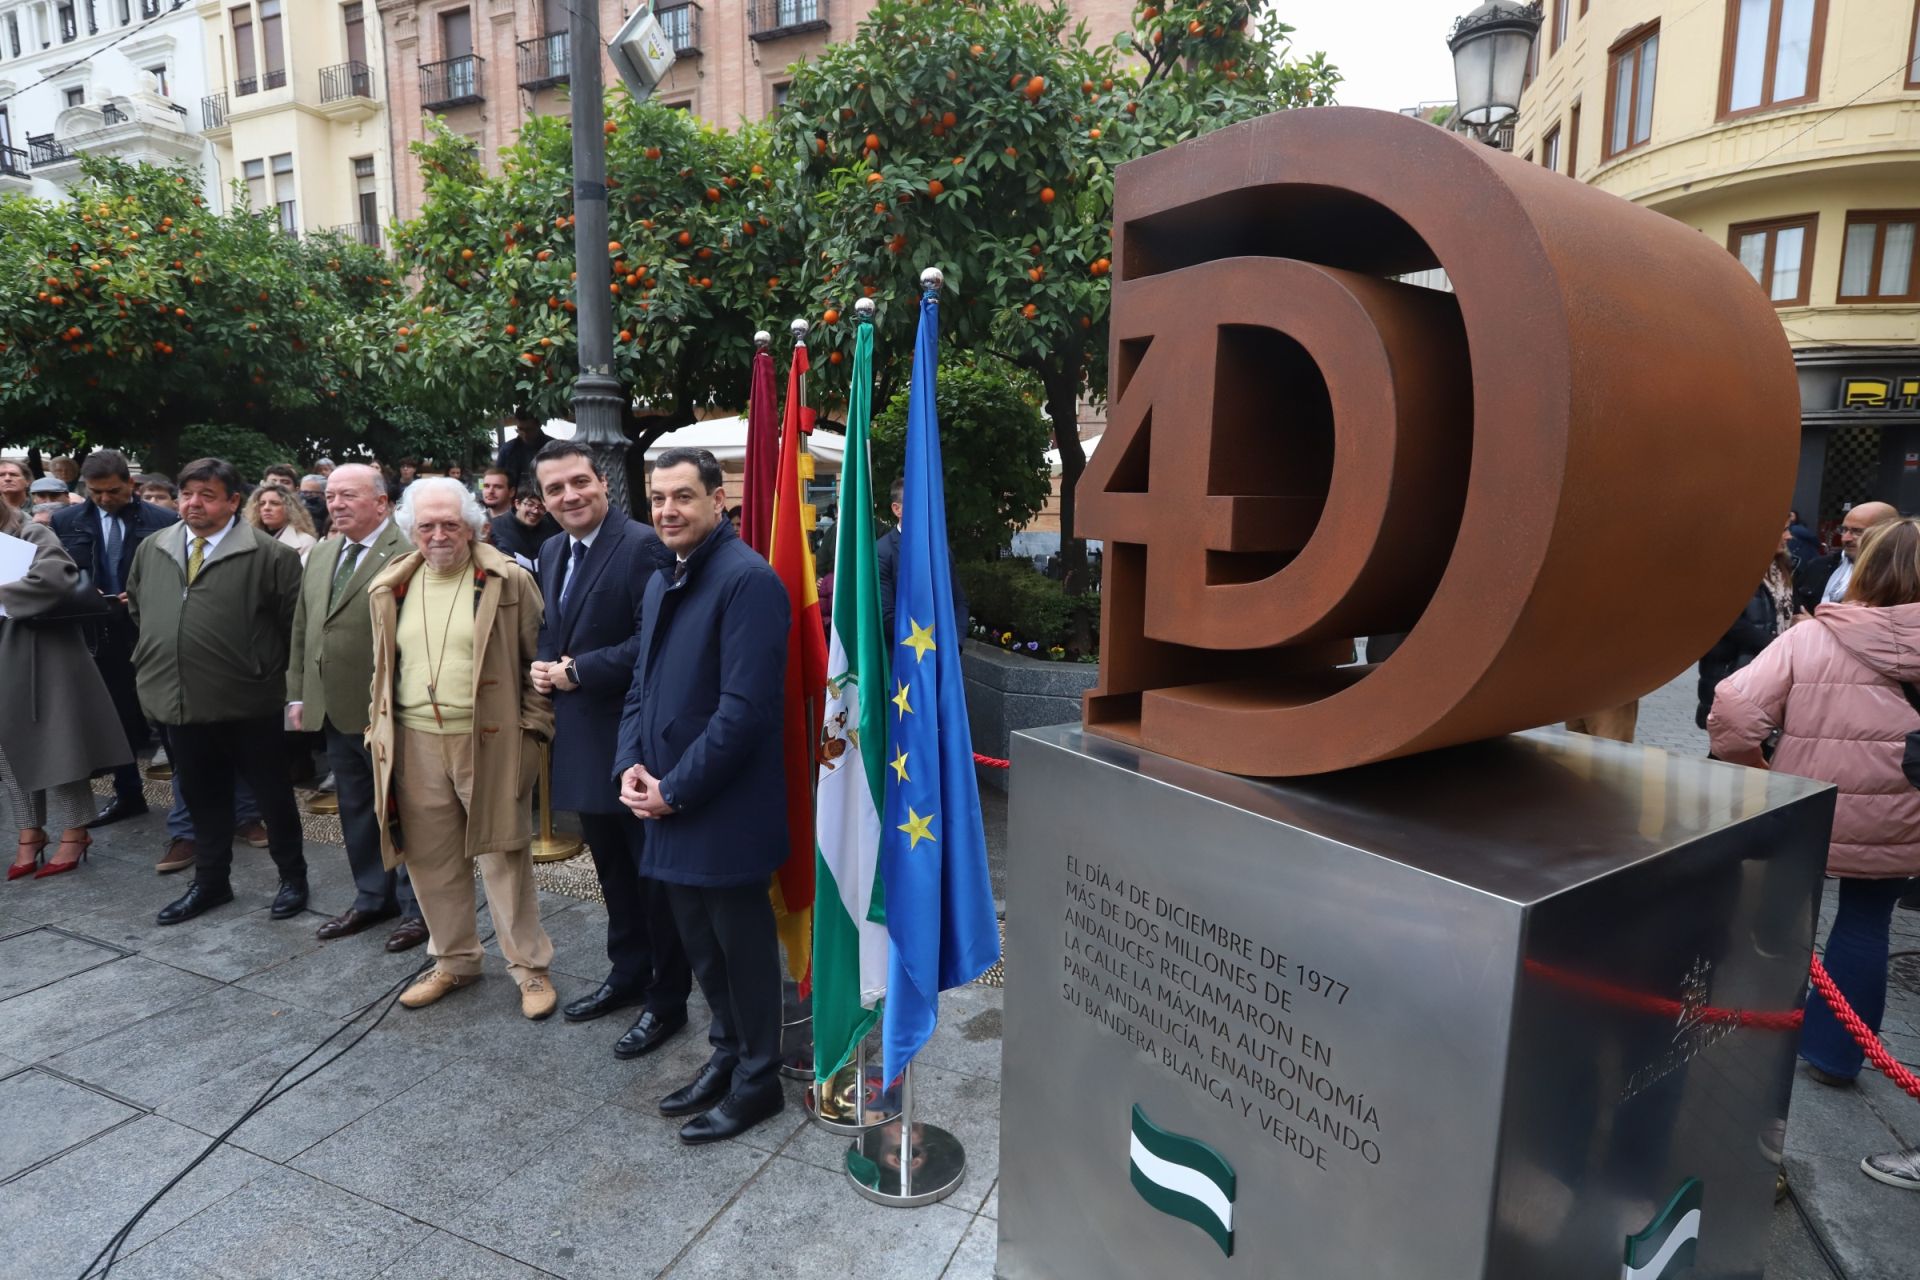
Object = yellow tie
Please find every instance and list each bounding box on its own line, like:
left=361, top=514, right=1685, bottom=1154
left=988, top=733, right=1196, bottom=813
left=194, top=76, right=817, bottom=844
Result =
left=187, top=536, right=208, bottom=584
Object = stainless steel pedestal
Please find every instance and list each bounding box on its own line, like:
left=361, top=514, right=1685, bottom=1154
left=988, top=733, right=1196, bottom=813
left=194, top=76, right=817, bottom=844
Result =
left=998, top=726, right=1834, bottom=1280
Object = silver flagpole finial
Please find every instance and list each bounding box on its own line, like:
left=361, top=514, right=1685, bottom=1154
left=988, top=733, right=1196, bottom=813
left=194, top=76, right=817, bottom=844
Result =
left=789, top=318, right=810, bottom=344
left=854, top=297, right=875, bottom=321
left=753, top=329, right=771, bottom=350
left=920, top=266, right=944, bottom=295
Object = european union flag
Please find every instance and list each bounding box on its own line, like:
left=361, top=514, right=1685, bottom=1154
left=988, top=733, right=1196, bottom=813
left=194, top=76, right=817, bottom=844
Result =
left=879, top=280, right=1002, bottom=1086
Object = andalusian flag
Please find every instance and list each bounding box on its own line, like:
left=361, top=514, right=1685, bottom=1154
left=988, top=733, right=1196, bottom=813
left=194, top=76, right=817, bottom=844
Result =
left=1622, top=1179, right=1703, bottom=1280
left=1128, top=1106, right=1236, bottom=1258
left=812, top=317, right=889, bottom=1085
left=768, top=337, right=826, bottom=991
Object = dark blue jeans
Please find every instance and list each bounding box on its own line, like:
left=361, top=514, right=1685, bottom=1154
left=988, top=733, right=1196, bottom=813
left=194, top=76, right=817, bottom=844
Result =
left=1801, top=875, right=1915, bottom=1078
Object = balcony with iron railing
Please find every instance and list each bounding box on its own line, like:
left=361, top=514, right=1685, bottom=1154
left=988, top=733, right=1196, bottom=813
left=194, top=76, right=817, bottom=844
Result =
left=748, top=0, right=824, bottom=40
left=263, top=68, right=288, bottom=91
left=202, top=91, right=227, bottom=132
left=320, top=61, right=374, bottom=104
left=0, top=146, right=30, bottom=182
left=330, top=222, right=382, bottom=247
left=275, top=201, right=299, bottom=236
left=659, top=4, right=701, bottom=55
left=28, top=134, right=72, bottom=168
left=420, top=55, right=483, bottom=110
left=235, top=76, right=259, bottom=98
left=516, top=32, right=569, bottom=90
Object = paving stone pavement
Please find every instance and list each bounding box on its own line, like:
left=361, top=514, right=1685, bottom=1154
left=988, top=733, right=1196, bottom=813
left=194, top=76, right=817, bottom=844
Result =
left=0, top=811, right=1002, bottom=1280
left=1, top=676, right=1914, bottom=1279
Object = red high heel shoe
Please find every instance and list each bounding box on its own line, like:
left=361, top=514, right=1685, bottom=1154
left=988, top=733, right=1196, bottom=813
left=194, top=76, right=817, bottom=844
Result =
left=9, top=833, right=47, bottom=882
left=35, top=832, right=90, bottom=879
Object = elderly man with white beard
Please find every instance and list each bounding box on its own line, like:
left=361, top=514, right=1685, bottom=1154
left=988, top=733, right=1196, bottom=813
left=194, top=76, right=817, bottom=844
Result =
left=365, top=477, right=559, bottom=1020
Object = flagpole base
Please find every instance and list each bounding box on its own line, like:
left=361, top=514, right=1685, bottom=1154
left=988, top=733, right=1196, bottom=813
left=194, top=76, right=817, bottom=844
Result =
left=845, top=1119, right=966, bottom=1207
left=529, top=836, right=584, bottom=864
left=805, top=1057, right=900, bottom=1135
left=779, top=981, right=813, bottom=1080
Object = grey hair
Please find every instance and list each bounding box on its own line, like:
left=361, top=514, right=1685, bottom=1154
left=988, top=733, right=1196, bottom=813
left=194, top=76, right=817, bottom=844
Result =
left=300, top=474, right=325, bottom=487
left=395, top=476, right=488, bottom=539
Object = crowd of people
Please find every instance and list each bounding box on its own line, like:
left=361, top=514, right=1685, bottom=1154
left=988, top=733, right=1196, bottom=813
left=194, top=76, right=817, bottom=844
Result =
left=0, top=441, right=797, bottom=1145
left=1700, top=502, right=1920, bottom=1192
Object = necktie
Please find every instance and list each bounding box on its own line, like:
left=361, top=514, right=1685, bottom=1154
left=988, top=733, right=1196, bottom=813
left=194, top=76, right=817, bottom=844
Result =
left=187, top=536, right=208, bottom=584
left=672, top=558, right=689, bottom=584
left=329, top=542, right=364, bottom=608
left=100, top=514, right=122, bottom=595
left=558, top=540, right=587, bottom=611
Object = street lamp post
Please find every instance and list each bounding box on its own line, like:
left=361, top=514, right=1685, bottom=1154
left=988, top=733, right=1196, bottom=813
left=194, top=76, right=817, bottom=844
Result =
left=1447, top=2, right=1543, bottom=147
left=567, top=3, right=675, bottom=514
left=568, top=0, right=628, bottom=511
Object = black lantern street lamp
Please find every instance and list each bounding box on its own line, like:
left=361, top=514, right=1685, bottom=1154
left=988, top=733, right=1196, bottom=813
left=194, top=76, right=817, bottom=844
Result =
left=567, top=3, right=675, bottom=513
left=1447, top=2, right=1542, bottom=145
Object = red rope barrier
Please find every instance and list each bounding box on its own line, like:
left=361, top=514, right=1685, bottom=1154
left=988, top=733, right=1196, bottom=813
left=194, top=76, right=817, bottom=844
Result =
left=973, top=753, right=1010, bottom=769
left=1810, top=956, right=1920, bottom=1102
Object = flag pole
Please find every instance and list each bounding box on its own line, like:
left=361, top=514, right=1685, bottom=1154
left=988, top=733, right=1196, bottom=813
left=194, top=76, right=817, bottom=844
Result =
left=805, top=293, right=900, bottom=1137
left=779, top=314, right=818, bottom=1083
left=844, top=268, right=968, bottom=1208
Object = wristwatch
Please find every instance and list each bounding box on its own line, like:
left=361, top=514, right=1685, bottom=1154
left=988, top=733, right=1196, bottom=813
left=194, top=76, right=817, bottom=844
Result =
left=563, top=659, right=579, bottom=687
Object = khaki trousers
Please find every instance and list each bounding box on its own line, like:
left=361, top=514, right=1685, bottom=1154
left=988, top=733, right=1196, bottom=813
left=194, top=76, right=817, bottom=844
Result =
left=395, top=726, right=553, bottom=985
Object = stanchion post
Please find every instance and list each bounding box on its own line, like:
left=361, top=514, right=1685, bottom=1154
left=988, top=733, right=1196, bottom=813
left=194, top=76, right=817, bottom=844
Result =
left=530, top=738, right=584, bottom=863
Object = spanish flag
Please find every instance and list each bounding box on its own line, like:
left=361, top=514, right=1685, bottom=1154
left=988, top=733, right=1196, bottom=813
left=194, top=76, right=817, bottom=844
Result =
left=768, top=337, right=826, bottom=992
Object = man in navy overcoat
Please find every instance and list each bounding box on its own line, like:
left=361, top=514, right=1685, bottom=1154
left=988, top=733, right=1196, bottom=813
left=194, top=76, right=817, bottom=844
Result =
left=530, top=442, right=690, bottom=1056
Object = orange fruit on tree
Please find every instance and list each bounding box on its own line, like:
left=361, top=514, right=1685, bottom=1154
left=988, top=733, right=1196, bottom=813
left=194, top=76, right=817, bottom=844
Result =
left=609, top=240, right=622, bottom=253
left=941, top=112, right=957, bottom=127
left=866, top=171, right=884, bottom=184
left=1025, top=76, right=1045, bottom=100
left=823, top=308, right=840, bottom=324
left=645, top=146, right=661, bottom=160
left=865, top=132, right=881, bottom=151
left=461, top=247, right=475, bottom=260
left=1040, top=187, right=1056, bottom=204
left=677, top=230, right=693, bottom=246
left=928, top=179, right=945, bottom=196
left=619, top=329, right=633, bottom=342
left=829, top=351, right=843, bottom=365
left=706, top=187, right=721, bottom=202
left=1022, top=303, right=1038, bottom=318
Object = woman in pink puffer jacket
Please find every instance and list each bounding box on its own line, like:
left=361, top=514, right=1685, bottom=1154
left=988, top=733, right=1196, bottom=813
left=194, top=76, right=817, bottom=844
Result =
left=1709, top=518, right=1920, bottom=1116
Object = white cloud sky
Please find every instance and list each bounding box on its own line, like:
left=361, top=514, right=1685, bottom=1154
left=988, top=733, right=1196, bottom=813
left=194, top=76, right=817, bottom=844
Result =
left=1280, top=2, right=1462, bottom=113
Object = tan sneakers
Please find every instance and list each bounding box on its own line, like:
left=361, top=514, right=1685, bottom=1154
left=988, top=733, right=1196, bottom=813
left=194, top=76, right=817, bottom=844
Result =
left=398, top=968, right=478, bottom=1009
left=520, top=975, right=558, bottom=1021
left=155, top=839, right=196, bottom=874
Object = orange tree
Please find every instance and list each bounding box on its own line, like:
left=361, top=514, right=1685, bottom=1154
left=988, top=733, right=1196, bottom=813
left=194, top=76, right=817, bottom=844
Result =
left=361, top=104, right=800, bottom=448
left=779, top=0, right=1337, bottom=593
left=0, top=155, right=416, bottom=473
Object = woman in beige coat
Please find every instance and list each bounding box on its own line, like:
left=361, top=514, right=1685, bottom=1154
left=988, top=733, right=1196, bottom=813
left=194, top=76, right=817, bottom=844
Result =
left=365, top=478, right=557, bottom=1020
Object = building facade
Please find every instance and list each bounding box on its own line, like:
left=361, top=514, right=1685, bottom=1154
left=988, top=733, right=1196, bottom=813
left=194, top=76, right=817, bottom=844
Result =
left=0, top=0, right=214, bottom=203
left=1513, top=0, right=1920, bottom=523
left=195, top=0, right=396, bottom=242
left=374, top=0, right=1135, bottom=223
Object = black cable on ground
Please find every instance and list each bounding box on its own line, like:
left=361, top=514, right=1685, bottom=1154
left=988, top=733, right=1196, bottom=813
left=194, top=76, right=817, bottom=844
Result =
left=76, top=927, right=497, bottom=1280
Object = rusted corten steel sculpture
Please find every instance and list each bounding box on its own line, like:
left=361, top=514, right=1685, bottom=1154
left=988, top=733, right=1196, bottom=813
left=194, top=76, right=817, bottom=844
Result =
left=1078, top=107, right=1799, bottom=776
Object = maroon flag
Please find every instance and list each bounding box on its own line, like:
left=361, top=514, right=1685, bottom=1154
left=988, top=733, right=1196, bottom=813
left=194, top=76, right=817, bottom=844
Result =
left=740, top=346, right=779, bottom=555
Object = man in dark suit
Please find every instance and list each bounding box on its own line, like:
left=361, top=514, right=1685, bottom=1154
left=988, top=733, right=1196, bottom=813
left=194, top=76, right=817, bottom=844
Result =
left=615, top=447, right=791, bottom=1145
left=52, top=450, right=178, bottom=828
left=494, top=413, right=548, bottom=495
left=877, top=473, right=967, bottom=644
left=1792, top=501, right=1896, bottom=616
left=288, top=464, right=426, bottom=951
left=529, top=442, right=691, bottom=1054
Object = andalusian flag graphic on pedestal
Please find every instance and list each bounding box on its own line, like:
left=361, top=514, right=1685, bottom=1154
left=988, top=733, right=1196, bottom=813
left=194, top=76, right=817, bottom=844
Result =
left=1622, top=1178, right=1703, bottom=1279
left=812, top=318, right=889, bottom=1084
left=1128, top=1105, right=1236, bottom=1258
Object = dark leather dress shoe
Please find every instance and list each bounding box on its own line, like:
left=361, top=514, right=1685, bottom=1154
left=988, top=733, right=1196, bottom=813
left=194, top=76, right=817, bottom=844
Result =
left=316, top=906, right=398, bottom=941
left=614, top=1008, right=689, bottom=1059
left=157, top=881, right=235, bottom=926
left=385, top=917, right=430, bottom=952
left=88, top=796, right=151, bottom=829
left=679, top=1090, right=784, bottom=1145
left=564, top=981, right=644, bottom=1024
left=269, top=880, right=309, bottom=920
left=659, top=1062, right=732, bottom=1117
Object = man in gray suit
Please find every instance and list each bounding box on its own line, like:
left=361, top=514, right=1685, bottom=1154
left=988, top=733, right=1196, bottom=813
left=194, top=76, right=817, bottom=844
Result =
left=288, top=464, right=427, bottom=951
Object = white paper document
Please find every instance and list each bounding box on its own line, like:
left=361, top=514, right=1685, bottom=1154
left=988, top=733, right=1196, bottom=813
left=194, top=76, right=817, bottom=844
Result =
left=0, top=530, right=38, bottom=616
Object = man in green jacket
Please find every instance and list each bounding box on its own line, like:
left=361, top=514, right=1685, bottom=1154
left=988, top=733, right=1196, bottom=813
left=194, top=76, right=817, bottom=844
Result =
left=129, top=457, right=307, bottom=926
left=288, top=463, right=425, bottom=951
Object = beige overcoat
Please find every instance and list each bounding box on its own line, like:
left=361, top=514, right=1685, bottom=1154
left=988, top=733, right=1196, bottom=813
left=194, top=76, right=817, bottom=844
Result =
left=365, top=539, right=552, bottom=870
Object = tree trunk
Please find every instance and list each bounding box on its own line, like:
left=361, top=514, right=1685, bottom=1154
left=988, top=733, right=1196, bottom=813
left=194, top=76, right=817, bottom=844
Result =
left=1043, top=360, right=1090, bottom=604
